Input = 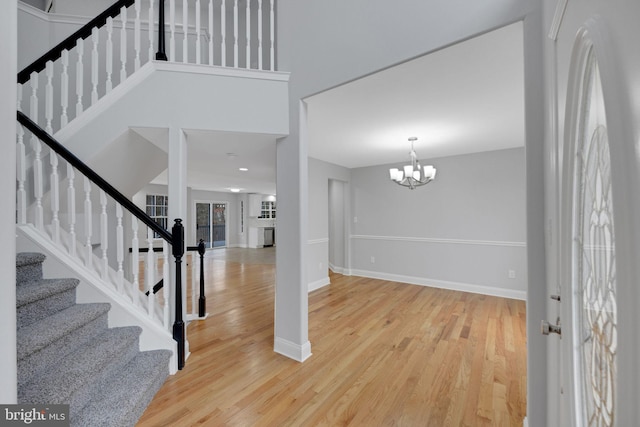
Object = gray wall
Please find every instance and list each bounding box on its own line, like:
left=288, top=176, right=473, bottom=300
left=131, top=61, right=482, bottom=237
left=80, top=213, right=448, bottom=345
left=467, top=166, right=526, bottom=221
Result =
left=350, top=147, right=526, bottom=298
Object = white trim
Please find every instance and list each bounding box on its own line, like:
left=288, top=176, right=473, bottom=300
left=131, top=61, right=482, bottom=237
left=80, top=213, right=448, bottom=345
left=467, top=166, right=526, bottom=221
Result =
left=307, top=237, right=328, bottom=245
left=351, top=234, right=525, bottom=248
left=153, top=60, right=290, bottom=81
left=350, top=268, right=527, bottom=301
left=18, top=2, right=90, bottom=25
left=328, top=262, right=346, bottom=275
left=523, top=416, right=528, bottom=427
left=308, top=276, right=330, bottom=293
left=274, top=337, right=312, bottom=362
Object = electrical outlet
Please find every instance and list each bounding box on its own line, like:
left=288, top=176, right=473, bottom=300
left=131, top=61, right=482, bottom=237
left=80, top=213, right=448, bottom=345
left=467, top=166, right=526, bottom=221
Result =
left=370, top=256, right=375, bottom=264
left=508, top=270, right=516, bottom=279
left=319, top=262, right=323, bottom=271
left=354, top=216, right=358, bottom=223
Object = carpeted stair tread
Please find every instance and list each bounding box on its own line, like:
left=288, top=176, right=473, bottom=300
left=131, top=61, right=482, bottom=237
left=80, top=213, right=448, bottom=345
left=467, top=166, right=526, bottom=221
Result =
left=16, top=252, right=46, bottom=284
left=18, top=303, right=111, bottom=360
left=19, top=326, right=143, bottom=410
left=73, top=350, right=172, bottom=427
left=17, top=278, right=79, bottom=327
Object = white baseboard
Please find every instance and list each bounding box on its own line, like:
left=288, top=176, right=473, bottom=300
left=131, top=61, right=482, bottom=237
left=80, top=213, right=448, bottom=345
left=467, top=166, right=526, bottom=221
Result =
left=523, top=416, right=528, bottom=427
left=328, top=263, right=346, bottom=275
left=274, top=337, right=312, bottom=362
left=350, top=269, right=527, bottom=300
left=308, top=276, right=330, bottom=293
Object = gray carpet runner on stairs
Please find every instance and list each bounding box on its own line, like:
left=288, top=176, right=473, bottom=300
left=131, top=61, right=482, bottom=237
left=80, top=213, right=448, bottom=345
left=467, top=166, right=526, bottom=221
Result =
left=16, top=252, right=171, bottom=427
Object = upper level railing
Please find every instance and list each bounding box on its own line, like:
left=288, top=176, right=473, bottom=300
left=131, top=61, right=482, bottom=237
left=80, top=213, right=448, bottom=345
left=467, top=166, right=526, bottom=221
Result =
left=18, top=0, right=277, bottom=134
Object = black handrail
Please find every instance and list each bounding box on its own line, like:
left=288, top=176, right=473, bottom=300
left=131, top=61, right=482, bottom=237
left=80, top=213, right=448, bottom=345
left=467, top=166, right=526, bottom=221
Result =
left=17, top=111, right=172, bottom=243
left=18, top=0, right=136, bottom=84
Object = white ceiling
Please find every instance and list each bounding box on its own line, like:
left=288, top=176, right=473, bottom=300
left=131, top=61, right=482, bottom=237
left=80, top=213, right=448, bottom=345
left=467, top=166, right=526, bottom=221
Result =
left=150, top=22, right=524, bottom=194
left=306, top=22, right=525, bottom=169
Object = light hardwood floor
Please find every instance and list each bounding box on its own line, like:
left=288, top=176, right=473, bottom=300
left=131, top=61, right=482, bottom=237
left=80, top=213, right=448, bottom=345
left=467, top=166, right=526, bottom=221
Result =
left=137, top=248, right=527, bottom=426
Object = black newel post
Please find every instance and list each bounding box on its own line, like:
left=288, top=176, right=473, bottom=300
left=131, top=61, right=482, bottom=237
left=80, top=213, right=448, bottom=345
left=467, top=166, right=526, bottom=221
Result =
left=197, top=239, right=207, bottom=318
left=155, top=0, right=168, bottom=60
left=172, top=219, right=185, bottom=370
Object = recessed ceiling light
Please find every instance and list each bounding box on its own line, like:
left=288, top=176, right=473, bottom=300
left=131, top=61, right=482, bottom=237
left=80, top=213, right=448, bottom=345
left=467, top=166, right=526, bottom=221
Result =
left=229, top=188, right=241, bottom=193
left=239, top=167, right=248, bottom=172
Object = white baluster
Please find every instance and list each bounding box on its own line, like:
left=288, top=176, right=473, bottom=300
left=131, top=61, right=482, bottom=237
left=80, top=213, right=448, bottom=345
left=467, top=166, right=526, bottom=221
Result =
left=233, top=0, right=238, bottom=67
left=134, top=0, right=142, bottom=70
left=221, top=0, right=226, bottom=66
left=75, top=39, right=84, bottom=117
left=257, top=0, right=262, bottom=70
left=60, top=50, right=69, bottom=127
left=182, top=0, right=189, bottom=63
left=67, top=164, right=77, bottom=257
left=162, top=239, right=170, bottom=329
left=191, top=251, right=196, bottom=317
left=269, top=0, right=274, bottom=70
left=148, top=0, right=155, bottom=62
left=120, top=6, right=128, bottom=83
left=196, top=0, right=201, bottom=64
left=146, top=228, right=156, bottom=318
left=16, top=86, right=26, bottom=225
left=29, top=72, right=38, bottom=125
left=245, top=0, right=250, bottom=68
left=169, top=0, right=176, bottom=61
left=50, top=151, right=60, bottom=244
left=32, top=135, right=44, bottom=232
left=91, top=27, right=99, bottom=105
left=208, top=0, right=213, bottom=65
left=84, top=177, right=93, bottom=268
left=106, top=18, right=114, bottom=93
left=131, top=217, right=140, bottom=305
left=100, top=189, right=109, bottom=279
left=116, top=203, right=124, bottom=293
left=45, top=61, right=53, bottom=133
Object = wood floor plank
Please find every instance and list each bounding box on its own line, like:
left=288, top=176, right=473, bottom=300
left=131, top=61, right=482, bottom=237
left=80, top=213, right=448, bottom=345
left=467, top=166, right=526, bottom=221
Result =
left=137, top=248, right=527, bottom=426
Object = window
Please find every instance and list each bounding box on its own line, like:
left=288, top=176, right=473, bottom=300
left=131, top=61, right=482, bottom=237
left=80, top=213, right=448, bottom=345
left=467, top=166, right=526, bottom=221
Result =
left=260, top=201, right=276, bottom=219
left=146, top=195, right=168, bottom=237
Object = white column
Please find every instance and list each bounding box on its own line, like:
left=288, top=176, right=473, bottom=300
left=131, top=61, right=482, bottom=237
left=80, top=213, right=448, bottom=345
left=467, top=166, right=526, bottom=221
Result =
left=274, top=100, right=310, bottom=362
left=168, top=126, right=188, bottom=328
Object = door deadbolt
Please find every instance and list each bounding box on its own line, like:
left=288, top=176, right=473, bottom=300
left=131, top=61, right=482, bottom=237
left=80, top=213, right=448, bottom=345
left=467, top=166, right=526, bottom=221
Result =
left=541, top=320, right=562, bottom=336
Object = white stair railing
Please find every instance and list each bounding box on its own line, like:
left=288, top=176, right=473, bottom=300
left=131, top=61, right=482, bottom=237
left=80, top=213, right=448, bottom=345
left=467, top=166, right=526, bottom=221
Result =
left=18, top=0, right=277, bottom=135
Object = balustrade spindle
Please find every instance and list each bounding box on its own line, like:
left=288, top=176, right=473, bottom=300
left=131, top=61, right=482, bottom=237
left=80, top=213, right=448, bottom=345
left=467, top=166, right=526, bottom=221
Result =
left=148, top=0, right=155, bottom=62
left=91, top=27, right=100, bottom=105
left=60, top=50, right=69, bottom=127
left=75, top=39, right=84, bottom=116
left=169, top=0, right=176, bottom=61
left=233, top=0, right=238, bottom=67
left=32, top=134, right=44, bottom=232
left=198, top=239, right=206, bottom=317
left=182, top=0, right=189, bottom=63
left=100, top=190, right=109, bottom=279
left=16, top=87, right=27, bottom=225
left=66, top=164, right=77, bottom=257
left=221, top=0, right=226, bottom=66
left=29, top=72, right=38, bottom=126
left=106, top=18, right=114, bottom=93
left=208, top=0, right=214, bottom=65
left=116, top=203, right=124, bottom=293
left=146, top=228, right=156, bottom=318
left=195, top=0, right=201, bottom=64
left=45, top=61, right=53, bottom=133
left=50, top=151, right=60, bottom=244
left=257, top=0, right=262, bottom=70
left=84, top=177, right=93, bottom=269
left=134, top=0, right=142, bottom=71
left=245, top=0, right=250, bottom=68
left=269, top=0, right=274, bottom=70
left=190, top=251, right=196, bottom=317
left=131, top=218, right=140, bottom=306
left=162, top=239, right=170, bottom=329
left=120, top=6, right=128, bottom=83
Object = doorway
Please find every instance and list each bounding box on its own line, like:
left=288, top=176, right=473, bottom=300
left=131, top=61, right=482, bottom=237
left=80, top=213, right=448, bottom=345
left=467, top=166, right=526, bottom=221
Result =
left=196, top=202, right=228, bottom=248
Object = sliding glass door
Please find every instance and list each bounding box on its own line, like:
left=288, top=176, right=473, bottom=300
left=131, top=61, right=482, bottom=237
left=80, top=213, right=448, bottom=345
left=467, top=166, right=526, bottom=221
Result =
left=196, top=202, right=227, bottom=248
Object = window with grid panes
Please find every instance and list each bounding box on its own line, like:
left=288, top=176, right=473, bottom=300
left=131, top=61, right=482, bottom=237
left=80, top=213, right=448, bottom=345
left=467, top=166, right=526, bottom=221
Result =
left=146, top=195, right=168, bottom=237
left=260, top=201, right=276, bottom=218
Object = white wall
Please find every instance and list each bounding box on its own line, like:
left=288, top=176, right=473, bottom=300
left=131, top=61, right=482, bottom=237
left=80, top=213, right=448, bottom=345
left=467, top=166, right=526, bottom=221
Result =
left=0, top=0, right=17, bottom=404
left=350, top=148, right=526, bottom=298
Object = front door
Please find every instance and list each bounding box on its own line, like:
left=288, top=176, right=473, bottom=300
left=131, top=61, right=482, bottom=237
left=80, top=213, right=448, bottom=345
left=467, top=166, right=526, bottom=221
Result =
left=546, top=6, right=640, bottom=425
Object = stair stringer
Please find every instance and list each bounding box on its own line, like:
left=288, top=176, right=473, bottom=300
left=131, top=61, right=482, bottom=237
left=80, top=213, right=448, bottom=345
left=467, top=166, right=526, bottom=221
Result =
left=17, top=224, right=180, bottom=375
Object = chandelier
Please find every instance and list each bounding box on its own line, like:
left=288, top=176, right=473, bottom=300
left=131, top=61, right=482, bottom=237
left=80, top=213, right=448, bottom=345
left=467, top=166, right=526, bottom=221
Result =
left=388, top=137, right=437, bottom=189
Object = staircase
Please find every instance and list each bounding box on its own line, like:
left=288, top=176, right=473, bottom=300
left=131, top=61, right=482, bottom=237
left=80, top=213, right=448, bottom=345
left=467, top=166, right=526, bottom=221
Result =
left=16, top=252, right=171, bottom=426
